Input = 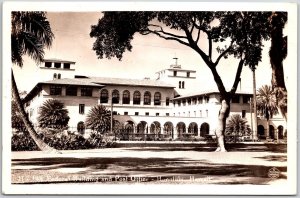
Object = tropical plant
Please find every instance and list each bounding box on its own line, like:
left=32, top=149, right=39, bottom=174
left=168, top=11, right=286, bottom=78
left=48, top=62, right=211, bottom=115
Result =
left=11, top=100, right=25, bottom=131
left=37, top=99, right=70, bottom=129
left=85, top=105, right=111, bottom=134
left=90, top=12, right=273, bottom=152
left=256, top=85, right=279, bottom=138
left=11, top=11, right=56, bottom=152
left=225, top=114, right=251, bottom=142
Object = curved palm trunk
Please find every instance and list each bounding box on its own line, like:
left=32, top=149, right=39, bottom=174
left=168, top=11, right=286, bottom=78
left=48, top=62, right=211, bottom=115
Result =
left=12, top=70, right=59, bottom=153
left=215, top=98, right=230, bottom=152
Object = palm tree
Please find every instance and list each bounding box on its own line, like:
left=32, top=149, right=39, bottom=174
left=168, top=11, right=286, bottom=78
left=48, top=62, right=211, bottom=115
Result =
left=256, top=85, right=279, bottom=139
left=38, top=99, right=70, bottom=129
left=225, top=114, right=251, bottom=142
left=11, top=11, right=56, bottom=152
left=85, top=105, right=111, bottom=134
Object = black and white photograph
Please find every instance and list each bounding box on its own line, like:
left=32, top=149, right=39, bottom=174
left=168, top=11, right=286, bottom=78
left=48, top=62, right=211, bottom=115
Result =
left=2, top=1, right=298, bottom=195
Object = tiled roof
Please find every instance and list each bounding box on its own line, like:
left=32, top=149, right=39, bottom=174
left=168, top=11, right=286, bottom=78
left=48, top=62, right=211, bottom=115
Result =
left=172, top=89, right=253, bottom=100
left=77, top=76, right=175, bottom=88
left=41, top=78, right=104, bottom=87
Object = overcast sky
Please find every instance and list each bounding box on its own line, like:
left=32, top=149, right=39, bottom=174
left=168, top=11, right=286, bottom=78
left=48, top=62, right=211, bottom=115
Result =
left=12, top=12, right=288, bottom=93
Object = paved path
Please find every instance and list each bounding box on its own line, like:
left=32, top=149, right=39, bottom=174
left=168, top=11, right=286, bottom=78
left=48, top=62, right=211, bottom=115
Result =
left=11, top=147, right=287, bottom=185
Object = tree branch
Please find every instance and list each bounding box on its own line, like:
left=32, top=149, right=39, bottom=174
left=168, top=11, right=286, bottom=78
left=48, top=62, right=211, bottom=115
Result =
left=148, top=24, right=187, bottom=39
left=230, top=58, right=245, bottom=95
left=208, top=34, right=212, bottom=61
left=214, top=41, right=234, bottom=67
left=182, top=27, right=212, bottom=68
left=147, top=29, right=190, bottom=47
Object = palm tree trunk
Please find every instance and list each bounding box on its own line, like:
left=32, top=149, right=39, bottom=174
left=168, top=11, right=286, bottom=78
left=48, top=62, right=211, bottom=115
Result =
left=215, top=99, right=230, bottom=152
left=11, top=70, right=59, bottom=153
left=252, top=69, right=258, bottom=140
left=266, top=119, right=270, bottom=139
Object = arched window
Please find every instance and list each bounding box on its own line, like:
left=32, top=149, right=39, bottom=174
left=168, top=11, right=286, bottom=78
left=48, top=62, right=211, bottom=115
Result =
left=154, top=92, right=161, bottom=105
left=179, top=81, right=181, bottom=89
left=77, top=121, right=85, bottom=134
left=53, top=73, right=57, bottom=79
left=133, top=91, right=141, bottom=105
left=182, top=81, right=185, bottom=89
left=57, top=73, right=61, bottom=79
left=100, top=89, right=109, bottom=103
left=144, top=91, right=151, bottom=105
left=166, top=97, right=170, bottom=106
left=122, top=90, right=130, bottom=104
left=112, top=90, right=119, bottom=104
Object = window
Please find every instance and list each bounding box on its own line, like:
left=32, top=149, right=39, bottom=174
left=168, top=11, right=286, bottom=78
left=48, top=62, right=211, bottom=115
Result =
left=243, top=95, right=250, bottom=104
left=112, top=90, right=120, bottom=104
left=144, top=91, right=151, bottom=105
left=205, top=96, right=209, bottom=103
left=57, top=73, right=61, bottom=79
left=79, top=104, right=85, bottom=114
left=54, top=62, right=61, bottom=68
left=122, top=90, right=130, bottom=104
left=232, top=95, right=240, bottom=103
left=242, top=110, right=246, bottom=118
left=179, top=81, right=181, bottom=88
left=166, top=113, right=170, bottom=116
left=124, top=112, right=128, bottom=115
left=154, top=92, right=161, bottom=105
left=200, top=110, right=202, bottom=117
left=182, top=100, right=186, bottom=106
left=135, top=112, right=139, bottom=116
left=50, top=85, right=62, bottom=95
left=182, top=81, right=185, bottom=89
left=192, top=98, right=197, bottom=105
left=166, top=97, right=170, bottom=106
left=187, top=99, right=191, bottom=105
left=64, top=63, right=70, bottom=69
left=77, top=121, right=85, bottom=133
left=178, top=101, right=181, bottom=107
left=156, top=113, right=159, bottom=116
left=173, top=71, right=177, bottom=76
left=133, top=91, right=141, bottom=105
left=66, top=86, right=77, bottom=96
left=100, top=89, right=109, bottom=103
left=113, top=111, right=117, bottom=115
left=194, top=111, right=196, bottom=117
left=145, top=112, right=149, bottom=116
left=45, top=62, right=52, bottom=68
left=206, top=110, right=208, bottom=117
left=53, top=73, right=57, bottom=79
left=187, top=72, right=190, bottom=77
left=188, top=111, right=190, bottom=117
left=81, top=87, right=92, bottom=97
left=198, top=97, right=203, bottom=104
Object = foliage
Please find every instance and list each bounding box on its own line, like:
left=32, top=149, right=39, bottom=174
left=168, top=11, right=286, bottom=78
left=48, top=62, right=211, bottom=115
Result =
left=225, top=114, right=251, bottom=136
left=11, top=131, right=39, bottom=151
left=11, top=11, right=54, bottom=67
left=256, top=85, right=279, bottom=120
left=90, top=12, right=272, bottom=71
left=85, top=105, right=111, bottom=133
left=12, top=130, right=116, bottom=151
left=11, top=100, right=26, bottom=131
left=37, top=99, right=70, bottom=129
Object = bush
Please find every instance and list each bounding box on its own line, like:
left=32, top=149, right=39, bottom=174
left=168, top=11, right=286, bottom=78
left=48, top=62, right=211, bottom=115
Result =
left=11, top=130, right=116, bottom=151
left=11, top=131, right=39, bottom=151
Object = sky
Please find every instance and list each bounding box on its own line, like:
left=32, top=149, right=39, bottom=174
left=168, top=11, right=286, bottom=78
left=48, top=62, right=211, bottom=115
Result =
left=12, top=12, right=288, bottom=93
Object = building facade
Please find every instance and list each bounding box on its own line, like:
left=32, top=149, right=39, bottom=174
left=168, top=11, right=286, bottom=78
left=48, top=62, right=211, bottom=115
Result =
left=23, top=59, right=286, bottom=140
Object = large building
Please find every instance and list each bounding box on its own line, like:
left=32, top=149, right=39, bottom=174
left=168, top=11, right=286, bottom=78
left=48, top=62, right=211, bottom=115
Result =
left=23, top=59, right=286, bottom=141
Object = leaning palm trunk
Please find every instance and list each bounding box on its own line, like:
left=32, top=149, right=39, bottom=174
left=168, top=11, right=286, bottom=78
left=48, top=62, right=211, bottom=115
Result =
left=12, top=70, right=59, bottom=153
